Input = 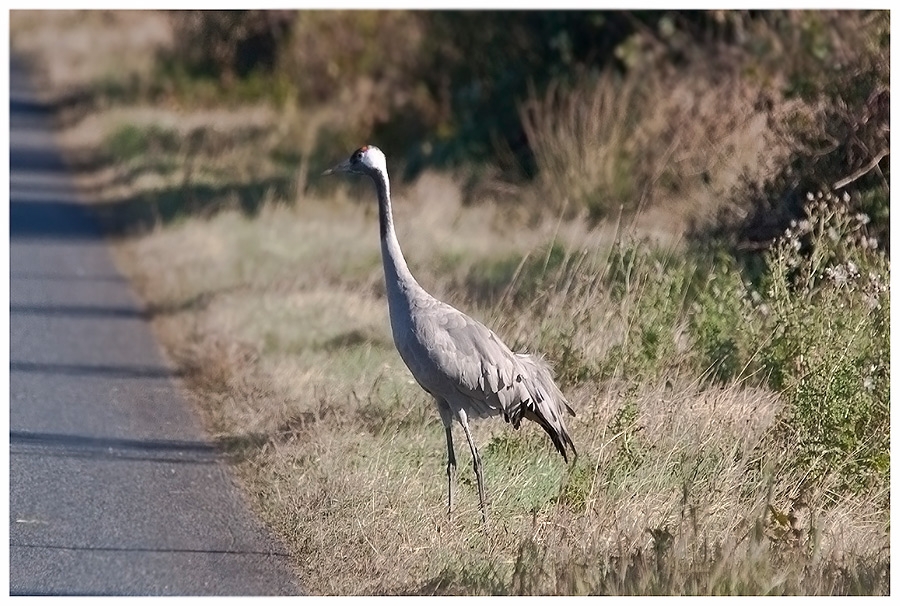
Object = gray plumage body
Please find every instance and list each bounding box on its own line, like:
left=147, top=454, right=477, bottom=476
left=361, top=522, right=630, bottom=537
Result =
left=325, top=145, right=576, bottom=523
left=390, top=287, right=575, bottom=452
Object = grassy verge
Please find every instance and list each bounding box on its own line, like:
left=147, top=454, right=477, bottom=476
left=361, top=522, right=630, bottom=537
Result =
left=114, top=194, right=889, bottom=595
left=11, top=11, right=889, bottom=595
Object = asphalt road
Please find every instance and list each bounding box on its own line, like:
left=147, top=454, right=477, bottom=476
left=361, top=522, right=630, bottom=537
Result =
left=8, top=58, right=302, bottom=595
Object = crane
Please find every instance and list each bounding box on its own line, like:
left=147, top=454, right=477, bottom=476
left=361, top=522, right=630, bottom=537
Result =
left=323, top=145, right=576, bottom=524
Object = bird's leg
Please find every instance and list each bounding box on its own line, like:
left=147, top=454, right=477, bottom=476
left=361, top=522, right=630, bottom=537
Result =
left=444, top=423, right=457, bottom=518
left=458, top=410, right=488, bottom=526
left=439, top=404, right=457, bottom=519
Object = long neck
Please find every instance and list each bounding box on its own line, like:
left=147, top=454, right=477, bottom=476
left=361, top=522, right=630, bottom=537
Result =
left=373, top=170, right=422, bottom=303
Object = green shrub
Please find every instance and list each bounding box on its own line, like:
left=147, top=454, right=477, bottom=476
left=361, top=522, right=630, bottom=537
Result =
left=509, top=196, right=889, bottom=494
left=688, top=256, right=759, bottom=383
left=106, top=123, right=179, bottom=162
left=598, top=245, right=696, bottom=381
left=757, top=194, right=889, bottom=490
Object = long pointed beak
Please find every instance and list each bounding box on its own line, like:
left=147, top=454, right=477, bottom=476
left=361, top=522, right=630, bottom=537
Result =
left=322, top=158, right=352, bottom=176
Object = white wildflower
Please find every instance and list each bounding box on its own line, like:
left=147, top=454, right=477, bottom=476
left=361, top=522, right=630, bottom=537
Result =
left=825, top=264, right=848, bottom=286
left=868, top=272, right=884, bottom=292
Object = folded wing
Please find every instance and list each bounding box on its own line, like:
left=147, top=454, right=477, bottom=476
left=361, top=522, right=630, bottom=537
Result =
left=420, top=303, right=577, bottom=461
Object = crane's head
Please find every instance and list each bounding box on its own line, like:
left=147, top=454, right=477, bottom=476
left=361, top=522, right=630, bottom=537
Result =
left=322, top=145, right=388, bottom=179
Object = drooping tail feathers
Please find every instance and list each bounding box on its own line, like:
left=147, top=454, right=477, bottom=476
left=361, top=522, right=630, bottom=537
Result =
left=512, top=353, right=577, bottom=462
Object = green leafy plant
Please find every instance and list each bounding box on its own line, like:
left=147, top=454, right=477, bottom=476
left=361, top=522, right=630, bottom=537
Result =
left=757, top=194, right=889, bottom=490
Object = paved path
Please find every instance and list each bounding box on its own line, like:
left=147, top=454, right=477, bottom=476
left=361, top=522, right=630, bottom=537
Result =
left=8, top=58, right=301, bottom=596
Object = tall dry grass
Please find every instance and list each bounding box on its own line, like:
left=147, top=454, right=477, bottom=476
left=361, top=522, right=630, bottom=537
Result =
left=520, top=59, right=780, bottom=230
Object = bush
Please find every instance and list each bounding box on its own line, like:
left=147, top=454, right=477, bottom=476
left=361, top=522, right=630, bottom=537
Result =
left=688, top=257, right=759, bottom=383
left=696, top=11, right=889, bottom=254
left=757, top=193, right=889, bottom=490
left=163, top=10, right=294, bottom=84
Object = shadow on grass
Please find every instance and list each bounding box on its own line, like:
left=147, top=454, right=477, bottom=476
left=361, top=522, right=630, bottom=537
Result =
left=215, top=432, right=272, bottom=460
left=416, top=565, right=510, bottom=596
left=91, top=176, right=294, bottom=237
left=413, top=540, right=890, bottom=596
left=142, top=285, right=252, bottom=318
left=12, top=57, right=295, bottom=241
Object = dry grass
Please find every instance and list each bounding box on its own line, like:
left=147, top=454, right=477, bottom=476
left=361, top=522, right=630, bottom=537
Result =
left=520, top=58, right=780, bottom=232
left=12, top=10, right=889, bottom=596
left=11, top=10, right=172, bottom=98
left=111, top=191, right=888, bottom=595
